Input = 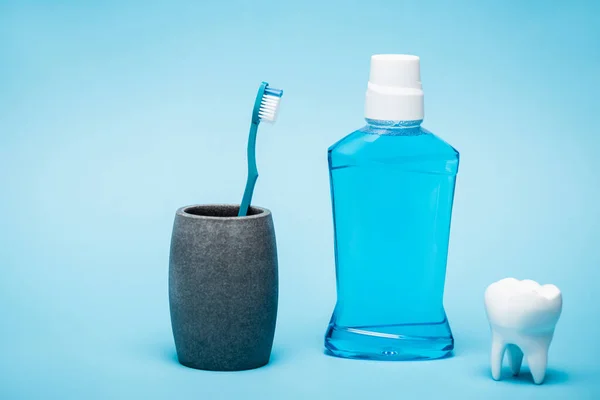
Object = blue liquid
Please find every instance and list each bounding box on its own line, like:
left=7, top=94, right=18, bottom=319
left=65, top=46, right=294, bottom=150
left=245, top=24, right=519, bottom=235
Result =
left=325, top=120, right=459, bottom=360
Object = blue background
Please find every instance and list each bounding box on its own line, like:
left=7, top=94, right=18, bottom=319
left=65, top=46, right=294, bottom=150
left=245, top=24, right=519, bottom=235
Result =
left=1, top=1, right=599, bottom=398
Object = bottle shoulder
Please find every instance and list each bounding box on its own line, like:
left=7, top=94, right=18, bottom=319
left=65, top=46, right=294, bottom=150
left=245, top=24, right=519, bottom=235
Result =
left=329, top=126, right=458, bottom=158
left=328, top=125, right=459, bottom=174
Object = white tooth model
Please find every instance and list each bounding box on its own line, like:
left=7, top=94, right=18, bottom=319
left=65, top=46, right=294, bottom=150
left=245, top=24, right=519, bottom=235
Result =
left=484, top=278, right=563, bottom=384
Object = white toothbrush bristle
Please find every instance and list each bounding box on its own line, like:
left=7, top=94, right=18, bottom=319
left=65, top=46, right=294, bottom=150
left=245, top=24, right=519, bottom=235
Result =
left=259, top=94, right=281, bottom=122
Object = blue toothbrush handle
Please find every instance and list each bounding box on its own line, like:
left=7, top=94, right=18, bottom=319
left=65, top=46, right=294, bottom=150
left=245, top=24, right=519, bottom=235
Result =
left=238, top=121, right=259, bottom=216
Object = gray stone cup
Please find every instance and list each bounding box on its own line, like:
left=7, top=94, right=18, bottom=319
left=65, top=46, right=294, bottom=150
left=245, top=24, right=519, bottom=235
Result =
left=169, top=204, right=278, bottom=371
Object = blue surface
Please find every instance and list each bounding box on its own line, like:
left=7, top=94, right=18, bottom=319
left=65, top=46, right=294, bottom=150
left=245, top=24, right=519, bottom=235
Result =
left=325, top=120, right=457, bottom=360
left=1, top=1, right=599, bottom=398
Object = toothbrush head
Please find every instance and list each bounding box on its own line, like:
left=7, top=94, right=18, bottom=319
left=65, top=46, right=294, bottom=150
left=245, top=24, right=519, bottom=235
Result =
left=254, top=82, right=283, bottom=124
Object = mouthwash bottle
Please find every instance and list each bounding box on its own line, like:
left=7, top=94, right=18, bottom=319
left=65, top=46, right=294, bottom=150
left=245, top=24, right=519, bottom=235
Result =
left=325, top=54, right=459, bottom=360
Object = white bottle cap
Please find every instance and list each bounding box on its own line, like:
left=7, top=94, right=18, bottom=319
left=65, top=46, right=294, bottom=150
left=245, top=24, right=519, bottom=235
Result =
left=364, top=54, right=424, bottom=121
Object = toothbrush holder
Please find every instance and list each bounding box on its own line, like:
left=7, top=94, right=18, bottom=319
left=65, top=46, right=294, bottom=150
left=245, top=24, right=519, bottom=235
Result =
left=168, top=204, right=278, bottom=371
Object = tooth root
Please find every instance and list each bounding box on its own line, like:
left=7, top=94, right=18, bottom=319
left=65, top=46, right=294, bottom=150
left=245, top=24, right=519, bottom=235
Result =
left=527, top=350, right=548, bottom=385
left=506, top=344, right=523, bottom=376
left=490, top=335, right=506, bottom=381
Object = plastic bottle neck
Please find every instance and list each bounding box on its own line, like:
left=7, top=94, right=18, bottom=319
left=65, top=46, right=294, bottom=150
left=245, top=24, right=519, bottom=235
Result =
left=366, top=119, right=422, bottom=128
left=363, top=119, right=423, bottom=136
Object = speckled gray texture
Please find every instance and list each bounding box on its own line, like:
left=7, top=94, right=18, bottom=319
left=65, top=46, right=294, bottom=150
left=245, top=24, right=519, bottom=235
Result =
left=169, top=204, right=278, bottom=371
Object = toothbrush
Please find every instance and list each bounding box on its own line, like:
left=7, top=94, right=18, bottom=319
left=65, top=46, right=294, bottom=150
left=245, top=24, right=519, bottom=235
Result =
left=238, top=81, right=283, bottom=217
